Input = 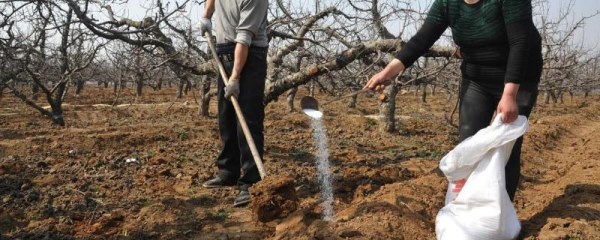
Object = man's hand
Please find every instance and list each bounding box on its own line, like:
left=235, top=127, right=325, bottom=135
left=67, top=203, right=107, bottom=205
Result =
left=224, top=78, right=240, bottom=100
left=196, top=17, right=212, bottom=35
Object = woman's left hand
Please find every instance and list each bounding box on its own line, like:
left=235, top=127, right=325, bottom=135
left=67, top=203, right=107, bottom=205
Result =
left=497, top=94, right=519, bottom=123
left=498, top=83, right=520, bottom=123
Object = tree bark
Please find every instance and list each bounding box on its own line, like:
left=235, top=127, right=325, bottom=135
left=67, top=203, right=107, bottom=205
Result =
left=199, top=75, right=212, bottom=116
left=184, top=79, right=192, bottom=95
left=52, top=81, right=67, bottom=126
left=347, top=94, right=358, bottom=109
left=379, top=81, right=398, bottom=133
left=421, top=82, right=427, bottom=103
left=32, top=84, right=39, bottom=101
left=75, top=79, right=84, bottom=97
left=177, top=78, right=184, bottom=99
left=136, top=75, right=144, bottom=97
left=286, top=87, right=298, bottom=112
left=113, top=78, right=118, bottom=94
left=559, top=91, right=564, bottom=104
left=263, top=39, right=455, bottom=103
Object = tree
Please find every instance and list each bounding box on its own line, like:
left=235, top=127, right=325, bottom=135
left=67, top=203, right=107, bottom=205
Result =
left=1, top=2, right=105, bottom=125
left=4, top=0, right=597, bottom=127
left=536, top=0, right=600, bottom=103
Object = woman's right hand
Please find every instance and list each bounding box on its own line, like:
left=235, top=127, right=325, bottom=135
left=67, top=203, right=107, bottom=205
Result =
left=364, top=59, right=406, bottom=91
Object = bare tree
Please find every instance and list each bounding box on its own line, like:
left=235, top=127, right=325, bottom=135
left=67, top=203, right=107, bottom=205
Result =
left=536, top=0, right=600, bottom=104
left=8, top=0, right=589, bottom=127
left=1, top=2, right=105, bottom=125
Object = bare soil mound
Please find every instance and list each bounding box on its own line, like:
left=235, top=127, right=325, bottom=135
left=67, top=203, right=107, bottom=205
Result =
left=250, top=175, right=298, bottom=222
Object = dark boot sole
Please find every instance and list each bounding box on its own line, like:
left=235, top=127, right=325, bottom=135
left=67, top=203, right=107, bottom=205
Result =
left=202, top=183, right=235, bottom=188
left=233, top=198, right=251, bottom=207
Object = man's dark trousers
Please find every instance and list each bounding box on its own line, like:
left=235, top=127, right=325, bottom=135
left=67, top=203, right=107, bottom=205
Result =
left=215, top=43, right=267, bottom=189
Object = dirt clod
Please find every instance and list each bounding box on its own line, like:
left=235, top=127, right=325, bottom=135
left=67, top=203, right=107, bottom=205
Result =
left=250, top=175, right=298, bottom=222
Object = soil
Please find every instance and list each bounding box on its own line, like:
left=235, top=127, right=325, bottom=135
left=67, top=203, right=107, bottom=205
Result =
left=0, top=87, right=599, bottom=239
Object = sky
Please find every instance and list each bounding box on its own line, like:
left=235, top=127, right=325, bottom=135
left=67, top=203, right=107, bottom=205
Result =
left=545, top=0, right=600, bottom=49
left=116, top=0, right=600, bottom=49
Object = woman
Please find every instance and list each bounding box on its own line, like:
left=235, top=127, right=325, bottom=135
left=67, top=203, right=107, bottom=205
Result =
left=365, top=0, right=543, bottom=201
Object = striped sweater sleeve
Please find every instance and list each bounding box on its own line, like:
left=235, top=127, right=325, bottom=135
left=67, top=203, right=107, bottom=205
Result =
left=503, top=0, right=535, bottom=84
left=395, top=0, right=449, bottom=67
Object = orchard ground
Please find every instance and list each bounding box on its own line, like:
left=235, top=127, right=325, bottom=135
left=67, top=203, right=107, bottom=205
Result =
left=1, top=87, right=599, bottom=239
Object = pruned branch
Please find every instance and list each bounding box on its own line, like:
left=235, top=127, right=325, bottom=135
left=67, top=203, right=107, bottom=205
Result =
left=265, top=39, right=456, bottom=102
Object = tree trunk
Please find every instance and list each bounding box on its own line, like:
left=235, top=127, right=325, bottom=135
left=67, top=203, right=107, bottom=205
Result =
left=421, top=82, right=427, bottom=103
left=136, top=77, right=143, bottom=97
left=113, top=79, right=118, bottom=94
left=445, top=84, right=454, bottom=101
left=120, top=77, right=126, bottom=90
left=199, top=76, right=212, bottom=117
left=414, top=82, right=419, bottom=97
left=558, top=90, right=564, bottom=104
left=568, top=91, right=573, bottom=102
left=177, top=79, right=184, bottom=99
left=379, top=81, right=398, bottom=133
left=309, top=80, right=315, bottom=97
left=157, top=79, right=163, bottom=90
left=184, top=79, right=192, bottom=96
left=61, top=81, right=70, bottom=103
left=52, top=81, right=68, bottom=126
left=75, top=80, right=84, bottom=97
left=431, top=84, right=437, bottom=96
left=286, top=87, right=298, bottom=112
left=550, top=91, right=558, bottom=104
left=347, top=94, right=358, bottom=109
left=32, top=83, right=39, bottom=101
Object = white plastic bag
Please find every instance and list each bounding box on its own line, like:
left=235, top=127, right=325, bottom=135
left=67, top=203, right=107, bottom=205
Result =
left=435, top=114, right=528, bottom=240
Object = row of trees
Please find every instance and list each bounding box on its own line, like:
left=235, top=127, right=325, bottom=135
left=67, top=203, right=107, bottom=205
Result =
left=1, top=0, right=598, bottom=130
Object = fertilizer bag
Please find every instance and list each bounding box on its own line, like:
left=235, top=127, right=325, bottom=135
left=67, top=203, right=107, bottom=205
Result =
left=435, top=114, right=529, bottom=240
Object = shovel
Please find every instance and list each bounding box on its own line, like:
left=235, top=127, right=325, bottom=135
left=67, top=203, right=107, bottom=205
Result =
left=204, top=32, right=267, bottom=179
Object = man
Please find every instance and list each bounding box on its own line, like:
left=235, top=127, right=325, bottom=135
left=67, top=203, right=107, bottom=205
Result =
left=197, top=0, right=269, bottom=207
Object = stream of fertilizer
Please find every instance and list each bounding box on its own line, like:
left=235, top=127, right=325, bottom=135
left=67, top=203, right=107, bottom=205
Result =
left=304, top=109, right=335, bottom=221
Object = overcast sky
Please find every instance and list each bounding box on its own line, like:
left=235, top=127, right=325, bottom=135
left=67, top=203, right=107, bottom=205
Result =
left=545, top=0, right=600, bottom=49
left=117, top=0, right=600, bottom=49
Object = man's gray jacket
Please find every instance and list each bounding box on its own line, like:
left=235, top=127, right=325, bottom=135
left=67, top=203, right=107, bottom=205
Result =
left=214, top=0, right=269, bottom=47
